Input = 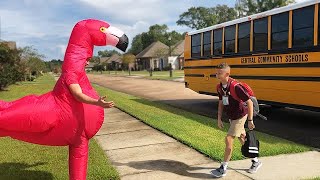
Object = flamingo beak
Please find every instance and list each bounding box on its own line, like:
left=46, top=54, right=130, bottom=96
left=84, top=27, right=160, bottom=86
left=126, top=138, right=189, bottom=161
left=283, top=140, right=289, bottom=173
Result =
left=105, top=26, right=128, bottom=52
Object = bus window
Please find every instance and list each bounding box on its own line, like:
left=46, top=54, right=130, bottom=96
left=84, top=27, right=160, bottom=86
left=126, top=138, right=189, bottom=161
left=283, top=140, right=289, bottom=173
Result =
left=203, top=31, right=211, bottom=57
left=214, top=29, right=223, bottom=55
left=292, top=5, right=314, bottom=48
left=225, top=25, right=236, bottom=54
left=254, top=17, right=268, bottom=52
left=191, top=33, right=201, bottom=58
left=272, top=12, right=289, bottom=50
left=238, top=21, right=250, bottom=53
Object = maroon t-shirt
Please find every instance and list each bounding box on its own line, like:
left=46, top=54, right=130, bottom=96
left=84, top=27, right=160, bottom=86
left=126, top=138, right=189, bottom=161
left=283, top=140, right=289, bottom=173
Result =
left=218, top=79, right=249, bottom=120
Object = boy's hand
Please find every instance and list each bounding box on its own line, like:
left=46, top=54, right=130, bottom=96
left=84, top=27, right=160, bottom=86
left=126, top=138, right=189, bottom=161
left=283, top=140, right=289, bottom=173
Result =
left=218, top=119, right=224, bottom=129
left=97, top=96, right=115, bottom=108
left=248, top=121, right=255, bottom=130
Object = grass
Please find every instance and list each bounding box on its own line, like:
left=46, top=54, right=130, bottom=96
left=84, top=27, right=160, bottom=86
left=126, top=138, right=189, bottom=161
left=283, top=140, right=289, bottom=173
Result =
left=90, top=70, right=184, bottom=80
left=94, top=84, right=311, bottom=162
left=0, top=74, right=120, bottom=180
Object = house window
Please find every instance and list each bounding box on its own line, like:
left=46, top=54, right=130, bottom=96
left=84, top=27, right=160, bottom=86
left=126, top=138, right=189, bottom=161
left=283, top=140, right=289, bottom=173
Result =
left=293, top=5, right=314, bottom=48
left=254, top=17, right=268, bottom=52
left=214, top=29, right=223, bottom=55
left=272, top=12, right=289, bottom=50
left=238, top=22, right=250, bottom=53
left=224, top=25, right=236, bottom=54
left=191, top=33, right=201, bottom=58
left=203, top=31, right=212, bottom=57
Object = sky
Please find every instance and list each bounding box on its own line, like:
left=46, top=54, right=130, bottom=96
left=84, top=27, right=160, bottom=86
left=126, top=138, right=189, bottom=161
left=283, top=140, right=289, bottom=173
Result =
left=0, top=0, right=307, bottom=61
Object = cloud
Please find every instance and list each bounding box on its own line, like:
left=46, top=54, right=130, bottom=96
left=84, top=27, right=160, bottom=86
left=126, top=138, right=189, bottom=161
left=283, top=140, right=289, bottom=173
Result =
left=0, top=0, right=234, bottom=60
left=78, top=0, right=186, bottom=25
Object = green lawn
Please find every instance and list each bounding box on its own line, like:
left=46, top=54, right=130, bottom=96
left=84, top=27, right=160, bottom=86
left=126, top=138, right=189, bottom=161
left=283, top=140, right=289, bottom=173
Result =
left=90, top=70, right=184, bottom=80
left=307, top=178, right=320, bottom=180
left=94, top=84, right=311, bottom=162
left=0, top=74, right=119, bottom=180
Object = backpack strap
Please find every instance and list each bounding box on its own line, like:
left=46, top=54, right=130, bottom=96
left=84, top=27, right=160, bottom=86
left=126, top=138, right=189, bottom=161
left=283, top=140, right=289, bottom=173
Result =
left=216, top=83, right=223, bottom=96
left=229, top=78, right=241, bottom=102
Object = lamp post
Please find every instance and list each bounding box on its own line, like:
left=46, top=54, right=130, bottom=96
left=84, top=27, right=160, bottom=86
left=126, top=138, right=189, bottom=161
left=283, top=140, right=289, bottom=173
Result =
left=168, top=36, right=172, bottom=77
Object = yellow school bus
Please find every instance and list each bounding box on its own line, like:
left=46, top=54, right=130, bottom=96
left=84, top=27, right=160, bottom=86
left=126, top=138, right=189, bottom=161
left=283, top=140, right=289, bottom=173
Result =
left=184, top=0, right=320, bottom=111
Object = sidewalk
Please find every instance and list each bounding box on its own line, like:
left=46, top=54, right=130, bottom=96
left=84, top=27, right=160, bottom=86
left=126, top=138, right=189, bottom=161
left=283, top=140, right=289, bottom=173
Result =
left=95, top=108, right=250, bottom=180
left=95, top=108, right=320, bottom=180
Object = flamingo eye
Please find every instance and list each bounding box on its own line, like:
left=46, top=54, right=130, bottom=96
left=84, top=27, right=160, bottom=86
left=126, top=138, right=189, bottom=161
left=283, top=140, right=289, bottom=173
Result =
left=100, top=27, right=107, bottom=33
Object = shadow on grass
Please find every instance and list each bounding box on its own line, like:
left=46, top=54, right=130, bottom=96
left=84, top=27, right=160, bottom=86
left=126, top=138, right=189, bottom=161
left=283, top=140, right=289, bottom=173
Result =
left=115, top=159, right=213, bottom=179
left=0, top=162, right=53, bottom=180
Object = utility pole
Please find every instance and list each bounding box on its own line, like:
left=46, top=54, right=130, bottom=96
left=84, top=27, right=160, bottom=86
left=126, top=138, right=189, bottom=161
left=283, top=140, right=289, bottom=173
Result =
left=168, top=36, right=172, bottom=77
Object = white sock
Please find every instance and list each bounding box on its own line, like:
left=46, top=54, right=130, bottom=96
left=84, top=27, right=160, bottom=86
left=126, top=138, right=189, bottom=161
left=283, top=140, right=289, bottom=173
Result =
left=252, top=157, right=258, bottom=162
left=221, top=162, right=228, bottom=170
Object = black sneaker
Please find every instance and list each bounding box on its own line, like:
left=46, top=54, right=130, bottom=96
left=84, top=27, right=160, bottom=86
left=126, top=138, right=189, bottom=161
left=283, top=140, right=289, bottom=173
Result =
left=210, top=165, right=226, bottom=177
left=248, top=160, right=262, bottom=173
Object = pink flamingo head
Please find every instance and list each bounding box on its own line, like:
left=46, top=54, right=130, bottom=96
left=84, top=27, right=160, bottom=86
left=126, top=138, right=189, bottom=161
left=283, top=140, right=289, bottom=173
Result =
left=62, top=19, right=128, bottom=72
left=84, top=19, right=128, bottom=52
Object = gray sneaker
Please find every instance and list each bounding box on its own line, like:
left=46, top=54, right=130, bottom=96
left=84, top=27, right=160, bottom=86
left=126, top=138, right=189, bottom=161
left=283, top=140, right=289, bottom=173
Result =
left=248, top=160, right=262, bottom=173
left=211, top=165, right=226, bottom=178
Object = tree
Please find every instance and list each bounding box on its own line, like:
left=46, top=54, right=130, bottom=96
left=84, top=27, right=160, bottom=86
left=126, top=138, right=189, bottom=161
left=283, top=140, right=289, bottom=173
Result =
left=235, top=0, right=295, bottom=17
left=128, top=25, right=185, bottom=55
left=19, top=46, right=46, bottom=80
left=121, top=53, right=135, bottom=75
left=128, top=34, right=143, bottom=55
left=0, top=43, right=24, bottom=89
left=177, top=7, right=214, bottom=30
left=92, top=64, right=104, bottom=72
left=45, top=59, right=63, bottom=73
left=27, top=57, right=47, bottom=77
left=214, top=5, right=238, bottom=24
left=165, top=31, right=185, bottom=47
left=97, top=50, right=121, bottom=57
left=176, top=6, right=237, bottom=30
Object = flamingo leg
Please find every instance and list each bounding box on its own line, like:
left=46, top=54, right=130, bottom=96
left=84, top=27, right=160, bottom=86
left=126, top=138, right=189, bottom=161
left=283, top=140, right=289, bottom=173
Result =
left=69, top=134, right=89, bottom=180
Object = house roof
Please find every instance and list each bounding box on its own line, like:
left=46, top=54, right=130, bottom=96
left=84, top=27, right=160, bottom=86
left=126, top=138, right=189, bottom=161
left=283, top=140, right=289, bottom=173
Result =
left=171, top=40, right=185, bottom=56
left=85, top=62, right=97, bottom=68
left=136, top=41, right=169, bottom=58
left=106, top=54, right=122, bottom=64
left=100, top=57, right=110, bottom=63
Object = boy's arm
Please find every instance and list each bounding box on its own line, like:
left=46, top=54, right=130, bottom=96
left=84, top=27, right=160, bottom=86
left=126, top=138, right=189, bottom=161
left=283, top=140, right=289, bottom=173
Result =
left=217, top=93, right=224, bottom=129
left=246, top=99, right=253, bottom=121
left=68, top=84, right=114, bottom=108
left=68, top=84, right=99, bottom=105
left=218, top=100, right=224, bottom=121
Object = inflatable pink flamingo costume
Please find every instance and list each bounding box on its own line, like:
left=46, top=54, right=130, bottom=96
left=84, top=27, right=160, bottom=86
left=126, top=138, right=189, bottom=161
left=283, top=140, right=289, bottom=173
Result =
left=0, top=19, right=128, bottom=180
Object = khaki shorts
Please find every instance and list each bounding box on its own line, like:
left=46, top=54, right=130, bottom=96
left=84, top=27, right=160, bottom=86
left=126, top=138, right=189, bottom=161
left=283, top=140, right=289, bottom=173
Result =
left=227, top=115, right=247, bottom=137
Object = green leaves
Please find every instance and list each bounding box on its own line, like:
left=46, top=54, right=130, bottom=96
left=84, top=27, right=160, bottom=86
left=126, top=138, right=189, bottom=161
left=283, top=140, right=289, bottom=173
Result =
left=128, top=24, right=185, bottom=55
left=177, top=1, right=295, bottom=30
left=236, top=0, right=295, bottom=17
left=177, top=5, right=237, bottom=30
left=0, top=43, right=24, bottom=90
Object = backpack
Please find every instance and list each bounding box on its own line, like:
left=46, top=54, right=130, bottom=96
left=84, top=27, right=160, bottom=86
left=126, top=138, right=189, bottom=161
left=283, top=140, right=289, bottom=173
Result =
left=241, top=130, right=260, bottom=158
left=216, top=78, right=267, bottom=120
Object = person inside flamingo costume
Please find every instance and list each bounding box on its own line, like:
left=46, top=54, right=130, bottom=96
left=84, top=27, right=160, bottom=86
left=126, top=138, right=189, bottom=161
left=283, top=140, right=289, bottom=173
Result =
left=0, top=19, right=128, bottom=180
